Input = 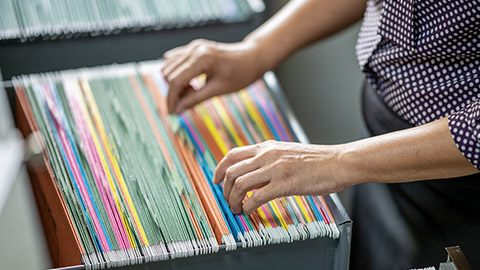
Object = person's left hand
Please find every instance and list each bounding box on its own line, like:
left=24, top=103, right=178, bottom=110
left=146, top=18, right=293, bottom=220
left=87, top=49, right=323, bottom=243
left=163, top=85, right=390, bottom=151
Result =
left=213, top=140, right=346, bottom=215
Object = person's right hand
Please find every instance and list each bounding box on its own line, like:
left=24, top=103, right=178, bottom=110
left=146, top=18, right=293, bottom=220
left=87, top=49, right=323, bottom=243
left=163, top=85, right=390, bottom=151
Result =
left=162, top=39, right=265, bottom=114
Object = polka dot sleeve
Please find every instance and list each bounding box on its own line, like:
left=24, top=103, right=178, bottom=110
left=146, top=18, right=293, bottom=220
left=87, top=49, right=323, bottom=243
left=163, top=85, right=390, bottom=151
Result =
left=448, top=100, right=480, bottom=170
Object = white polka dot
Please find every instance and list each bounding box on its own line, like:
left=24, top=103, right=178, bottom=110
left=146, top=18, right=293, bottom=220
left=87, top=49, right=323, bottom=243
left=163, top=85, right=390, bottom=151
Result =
left=357, top=0, right=480, bottom=168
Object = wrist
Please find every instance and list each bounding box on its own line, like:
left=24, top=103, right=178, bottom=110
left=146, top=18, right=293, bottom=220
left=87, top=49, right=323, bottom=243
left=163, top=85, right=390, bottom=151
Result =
left=335, top=142, right=368, bottom=187
left=242, top=34, right=284, bottom=74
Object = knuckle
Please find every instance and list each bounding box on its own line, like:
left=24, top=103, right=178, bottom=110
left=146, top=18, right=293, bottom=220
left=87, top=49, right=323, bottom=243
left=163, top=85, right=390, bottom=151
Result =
left=195, top=46, right=214, bottom=62
left=263, top=147, right=280, bottom=159
left=256, top=150, right=269, bottom=161
left=233, top=177, right=245, bottom=191
left=168, top=76, right=180, bottom=88
left=225, top=167, right=235, bottom=182
left=226, top=148, right=238, bottom=157
left=251, top=192, right=264, bottom=205
left=203, top=45, right=215, bottom=55
left=196, top=52, right=210, bottom=62
left=260, top=140, right=270, bottom=146
left=249, top=195, right=260, bottom=205
left=263, top=140, right=275, bottom=145
left=243, top=158, right=253, bottom=167
left=190, top=39, right=204, bottom=47
left=275, top=158, right=288, bottom=167
left=259, top=140, right=278, bottom=151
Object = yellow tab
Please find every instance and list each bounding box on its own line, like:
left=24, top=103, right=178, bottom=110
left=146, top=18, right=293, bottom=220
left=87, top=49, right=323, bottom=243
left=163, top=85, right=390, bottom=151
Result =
left=238, top=90, right=273, bottom=140
left=81, top=80, right=150, bottom=246
left=69, top=79, right=137, bottom=247
left=245, top=191, right=272, bottom=228
left=294, top=196, right=312, bottom=223
left=269, top=200, right=288, bottom=230
left=255, top=206, right=272, bottom=228
left=198, top=105, right=229, bottom=156
left=211, top=97, right=244, bottom=147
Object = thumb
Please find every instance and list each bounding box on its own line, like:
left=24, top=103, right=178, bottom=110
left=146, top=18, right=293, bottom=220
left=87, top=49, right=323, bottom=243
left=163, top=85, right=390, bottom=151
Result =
left=242, top=185, right=277, bottom=215
left=174, top=79, right=224, bottom=113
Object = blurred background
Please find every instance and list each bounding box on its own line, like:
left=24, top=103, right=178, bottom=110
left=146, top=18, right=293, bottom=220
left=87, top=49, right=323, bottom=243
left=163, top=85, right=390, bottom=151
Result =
left=265, top=0, right=364, bottom=145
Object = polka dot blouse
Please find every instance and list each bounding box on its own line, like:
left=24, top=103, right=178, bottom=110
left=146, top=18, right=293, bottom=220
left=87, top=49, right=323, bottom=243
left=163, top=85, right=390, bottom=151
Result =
left=356, top=0, right=480, bottom=169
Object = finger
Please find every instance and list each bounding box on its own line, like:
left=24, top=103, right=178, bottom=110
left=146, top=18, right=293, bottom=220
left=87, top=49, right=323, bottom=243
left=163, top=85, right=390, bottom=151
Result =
left=222, top=157, right=261, bottom=201
left=162, top=42, right=200, bottom=77
left=162, top=52, right=191, bottom=78
left=178, top=85, right=195, bottom=99
left=228, top=170, right=270, bottom=214
left=242, top=184, right=280, bottom=215
left=164, top=38, right=206, bottom=59
left=213, top=145, right=260, bottom=184
left=166, top=60, right=206, bottom=113
left=163, top=46, right=185, bottom=59
left=174, top=79, right=221, bottom=113
left=171, top=86, right=196, bottom=113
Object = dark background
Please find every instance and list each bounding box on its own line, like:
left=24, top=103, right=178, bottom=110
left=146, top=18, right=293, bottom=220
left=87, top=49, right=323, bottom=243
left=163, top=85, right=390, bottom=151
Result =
left=0, top=15, right=264, bottom=80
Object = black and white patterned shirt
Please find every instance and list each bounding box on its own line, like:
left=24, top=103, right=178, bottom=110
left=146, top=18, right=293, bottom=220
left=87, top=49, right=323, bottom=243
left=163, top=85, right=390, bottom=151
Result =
left=356, top=0, right=480, bottom=169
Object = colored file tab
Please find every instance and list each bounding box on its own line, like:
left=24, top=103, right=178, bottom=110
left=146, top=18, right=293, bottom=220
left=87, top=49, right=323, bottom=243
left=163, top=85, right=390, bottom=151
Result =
left=13, top=60, right=339, bottom=269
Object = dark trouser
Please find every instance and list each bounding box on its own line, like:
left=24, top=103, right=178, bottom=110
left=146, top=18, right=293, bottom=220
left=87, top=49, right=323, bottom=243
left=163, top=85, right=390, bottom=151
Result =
left=349, top=82, right=480, bottom=270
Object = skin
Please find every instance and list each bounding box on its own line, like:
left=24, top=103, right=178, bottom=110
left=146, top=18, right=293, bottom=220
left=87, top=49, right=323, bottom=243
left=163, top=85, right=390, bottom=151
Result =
left=162, top=0, right=479, bottom=215
left=162, top=0, right=365, bottom=114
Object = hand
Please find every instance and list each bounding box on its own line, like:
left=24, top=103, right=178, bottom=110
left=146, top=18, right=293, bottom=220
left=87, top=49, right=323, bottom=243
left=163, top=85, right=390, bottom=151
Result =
left=162, top=39, right=266, bottom=114
left=213, top=140, right=346, bottom=215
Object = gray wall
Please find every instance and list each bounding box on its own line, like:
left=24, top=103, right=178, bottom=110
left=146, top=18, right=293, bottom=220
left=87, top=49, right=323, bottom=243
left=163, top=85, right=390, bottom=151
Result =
left=265, top=1, right=364, bottom=145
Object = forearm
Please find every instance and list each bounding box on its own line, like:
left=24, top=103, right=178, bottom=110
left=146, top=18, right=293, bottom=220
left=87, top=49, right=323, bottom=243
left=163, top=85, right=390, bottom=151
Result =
left=338, top=117, right=478, bottom=186
left=213, top=117, right=478, bottom=214
left=244, top=0, right=366, bottom=72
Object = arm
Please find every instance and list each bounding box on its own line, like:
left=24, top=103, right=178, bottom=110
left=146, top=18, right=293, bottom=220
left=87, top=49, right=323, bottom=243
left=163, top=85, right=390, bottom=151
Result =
left=243, top=0, right=366, bottom=73
left=162, top=0, right=366, bottom=113
left=213, top=117, right=478, bottom=215
left=339, top=117, right=477, bottom=185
